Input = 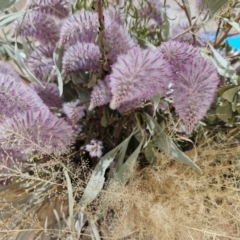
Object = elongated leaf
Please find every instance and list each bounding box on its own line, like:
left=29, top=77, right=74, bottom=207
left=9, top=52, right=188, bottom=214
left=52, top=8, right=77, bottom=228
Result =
left=80, top=130, right=138, bottom=208
left=203, top=0, right=229, bottom=16
left=223, top=18, right=240, bottom=32
left=209, top=44, right=238, bottom=85
left=89, top=219, right=101, bottom=240
left=64, top=169, right=74, bottom=230
left=53, top=46, right=64, bottom=96
left=144, top=113, right=200, bottom=170
left=221, top=86, right=240, bottom=102
left=115, top=138, right=144, bottom=185
left=14, top=36, right=45, bottom=86
left=0, top=11, right=26, bottom=28
left=0, top=0, right=17, bottom=13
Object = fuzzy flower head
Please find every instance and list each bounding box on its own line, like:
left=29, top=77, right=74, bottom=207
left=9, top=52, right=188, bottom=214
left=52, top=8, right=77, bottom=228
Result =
left=27, top=44, right=55, bottom=81
left=172, top=56, right=219, bottom=133
left=85, top=140, right=103, bottom=158
left=104, top=6, right=125, bottom=26
left=109, top=46, right=171, bottom=110
left=62, top=42, right=101, bottom=75
left=59, top=10, right=98, bottom=47
left=89, top=78, right=112, bottom=111
left=0, top=61, right=20, bottom=79
left=31, top=82, right=63, bottom=108
left=158, top=40, right=200, bottom=71
left=104, top=21, right=137, bottom=62
left=0, top=73, right=47, bottom=122
left=63, top=99, right=85, bottom=125
left=26, top=0, right=71, bottom=19
left=14, top=11, right=59, bottom=44
left=0, top=110, right=74, bottom=155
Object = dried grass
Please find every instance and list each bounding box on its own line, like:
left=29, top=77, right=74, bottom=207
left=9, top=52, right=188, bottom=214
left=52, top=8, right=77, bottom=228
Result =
left=1, top=139, right=240, bottom=240
left=100, top=142, right=240, bottom=240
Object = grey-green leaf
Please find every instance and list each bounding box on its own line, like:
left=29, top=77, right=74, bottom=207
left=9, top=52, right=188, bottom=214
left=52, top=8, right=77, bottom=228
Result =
left=144, top=113, right=200, bottom=170
left=0, top=10, right=26, bottom=28
left=53, top=46, right=64, bottom=96
left=203, top=0, right=229, bottom=16
left=80, top=130, right=138, bottom=208
left=221, top=86, right=239, bottom=102
left=115, top=138, right=144, bottom=185
left=0, top=0, right=17, bottom=14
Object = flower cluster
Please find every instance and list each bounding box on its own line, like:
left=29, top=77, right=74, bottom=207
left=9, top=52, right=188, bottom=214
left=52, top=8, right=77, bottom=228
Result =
left=0, top=62, right=73, bottom=156
left=63, top=99, right=85, bottom=125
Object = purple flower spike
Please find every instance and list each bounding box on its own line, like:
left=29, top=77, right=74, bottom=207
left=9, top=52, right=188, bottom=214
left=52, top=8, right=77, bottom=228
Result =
left=0, top=110, right=74, bottom=155
left=62, top=42, right=101, bottom=75
left=89, top=79, right=112, bottom=111
left=0, top=61, right=20, bottom=79
left=63, top=99, right=85, bottom=125
left=104, top=6, right=125, bottom=26
left=172, top=56, right=219, bottom=133
left=105, top=21, right=136, bottom=62
left=27, top=44, right=55, bottom=81
left=158, top=40, right=200, bottom=70
left=31, top=82, right=63, bottom=108
left=109, top=47, right=171, bottom=109
left=117, top=99, right=142, bottom=113
left=59, top=10, right=98, bottom=47
left=0, top=74, right=47, bottom=122
left=14, top=11, right=59, bottom=44
left=26, top=0, right=71, bottom=19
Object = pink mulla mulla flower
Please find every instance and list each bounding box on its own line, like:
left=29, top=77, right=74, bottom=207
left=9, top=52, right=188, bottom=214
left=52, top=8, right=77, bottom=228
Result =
left=172, top=56, right=220, bottom=134
left=104, top=21, right=137, bottom=63
left=26, top=0, right=71, bottom=19
left=14, top=11, right=59, bottom=44
left=31, top=82, right=63, bottom=109
left=85, top=140, right=103, bottom=158
left=109, top=46, right=171, bottom=110
left=59, top=10, right=98, bottom=47
left=63, top=99, right=85, bottom=125
left=0, top=109, right=74, bottom=155
left=158, top=40, right=200, bottom=71
left=62, top=42, right=101, bottom=75
left=0, top=73, right=47, bottom=122
left=0, top=61, right=20, bottom=79
left=104, top=6, right=125, bottom=26
left=117, top=99, right=142, bottom=113
left=89, top=78, right=112, bottom=111
left=27, top=44, right=55, bottom=81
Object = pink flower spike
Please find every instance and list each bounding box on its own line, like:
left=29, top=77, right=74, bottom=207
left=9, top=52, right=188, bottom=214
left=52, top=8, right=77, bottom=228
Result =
left=109, top=46, right=171, bottom=109
left=62, top=42, right=101, bottom=75
left=63, top=99, right=85, bottom=125
left=14, top=11, right=59, bottom=44
left=89, top=78, right=112, bottom=111
left=172, top=56, right=219, bottom=133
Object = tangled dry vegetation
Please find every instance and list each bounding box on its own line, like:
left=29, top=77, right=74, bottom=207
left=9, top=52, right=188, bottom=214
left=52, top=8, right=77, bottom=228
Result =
left=1, top=134, right=240, bottom=240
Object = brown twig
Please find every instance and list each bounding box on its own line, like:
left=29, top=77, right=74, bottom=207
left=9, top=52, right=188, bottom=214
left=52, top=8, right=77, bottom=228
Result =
left=214, top=13, right=240, bottom=48
left=175, top=0, right=196, bottom=45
